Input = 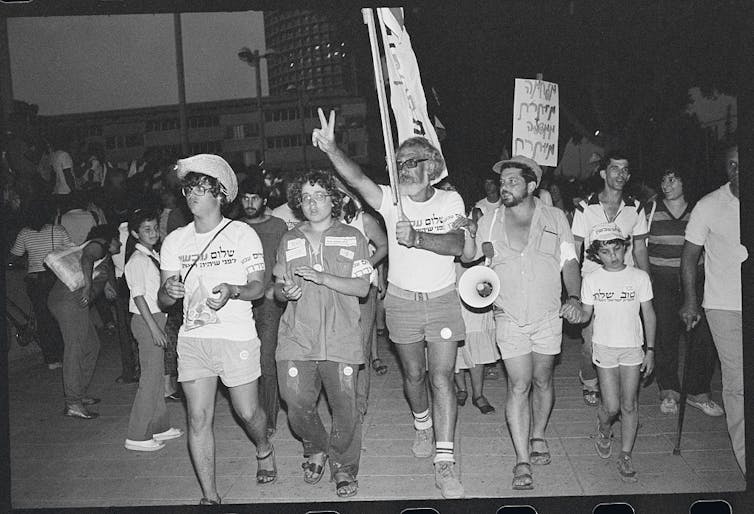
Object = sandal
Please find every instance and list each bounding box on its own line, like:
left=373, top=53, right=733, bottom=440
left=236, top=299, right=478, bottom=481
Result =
left=199, top=496, right=221, bottom=505
left=529, top=438, right=551, bottom=465
left=302, top=452, right=328, bottom=484
left=512, top=462, right=534, bottom=490
left=371, top=358, right=388, bottom=376
left=616, top=453, right=638, bottom=483
left=583, top=390, right=600, bottom=407
left=456, top=389, right=468, bottom=406
left=334, top=474, right=359, bottom=498
left=256, top=444, right=277, bottom=484
left=472, top=395, right=495, bottom=414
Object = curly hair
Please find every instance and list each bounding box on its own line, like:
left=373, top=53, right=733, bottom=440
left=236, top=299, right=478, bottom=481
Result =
left=85, top=223, right=119, bottom=244
left=181, top=172, right=228, bottom=205
left=585, top=237, right=631, bottom=264
left=397, top=137, right=446, bottom=181
left=290, top=170, right=345, bottom=220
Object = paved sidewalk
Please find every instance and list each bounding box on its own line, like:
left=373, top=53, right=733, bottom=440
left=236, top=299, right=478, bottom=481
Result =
left=8, top=304, right=745, bottom=509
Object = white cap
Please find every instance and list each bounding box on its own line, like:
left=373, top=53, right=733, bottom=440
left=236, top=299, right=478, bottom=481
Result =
left=590, top=223, right=625, bottom=242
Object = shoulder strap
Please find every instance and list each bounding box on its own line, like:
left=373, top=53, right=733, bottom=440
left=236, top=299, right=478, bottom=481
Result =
left=182, top=220, right=233, bottom=283
left=647, top=200, right=657, bottom=231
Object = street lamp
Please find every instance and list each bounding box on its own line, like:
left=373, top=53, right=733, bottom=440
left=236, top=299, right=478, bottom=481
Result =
left=237, top=47, right=275, bottom=167
left=287, top=81, right=315, bottom=171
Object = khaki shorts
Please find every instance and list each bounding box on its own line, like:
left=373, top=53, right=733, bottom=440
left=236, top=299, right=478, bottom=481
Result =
left=592, top=343, right=644, bottom=369
left=384, top=290, right=465, bottom=344
left=495, top=313, right=562, bottom=360
left=177, top=336, right=261, bottom=387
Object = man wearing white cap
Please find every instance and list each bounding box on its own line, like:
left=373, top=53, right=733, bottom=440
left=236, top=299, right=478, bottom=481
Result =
left=158, top=154, right=276, bottom=505
left=464, top=155, right=581, bottom=490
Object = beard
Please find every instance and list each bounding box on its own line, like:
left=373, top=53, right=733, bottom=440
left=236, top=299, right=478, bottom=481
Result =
left=244, top=206, right=264, bottom=219
left=501, top=189, right=527, bottom=207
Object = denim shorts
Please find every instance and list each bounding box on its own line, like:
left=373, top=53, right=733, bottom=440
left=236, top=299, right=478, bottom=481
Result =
left=177, top=336, right=261, bottom=387
left=494, top=312, right=562, bottom=359
left=592, top=343, right=644, bottom=369
left=384, top=290, right=465, bottom=344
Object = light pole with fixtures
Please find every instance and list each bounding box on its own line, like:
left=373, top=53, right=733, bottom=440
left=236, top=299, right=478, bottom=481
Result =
left=237, top=47, right=275, bottom=167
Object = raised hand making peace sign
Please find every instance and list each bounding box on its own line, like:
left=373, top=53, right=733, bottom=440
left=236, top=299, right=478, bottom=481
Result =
left=311, top=108, right=337, bottom=154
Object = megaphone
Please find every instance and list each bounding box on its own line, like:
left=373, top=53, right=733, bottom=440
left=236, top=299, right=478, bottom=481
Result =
left=458, top=265, right=500, bottom=309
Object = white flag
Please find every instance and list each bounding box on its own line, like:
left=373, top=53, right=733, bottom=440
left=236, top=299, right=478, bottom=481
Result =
left=377, top=7, right=447, bottom=182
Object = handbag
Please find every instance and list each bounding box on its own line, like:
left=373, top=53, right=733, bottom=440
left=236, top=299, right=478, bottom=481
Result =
left=44, top=241, right=106, bottom=292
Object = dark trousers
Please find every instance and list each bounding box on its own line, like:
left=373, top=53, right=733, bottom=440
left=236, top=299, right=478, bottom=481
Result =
left=278, top=359, right=362, bottom=479
left=114, top=277, right=139, bottom=380
left=163, top=300, right=182, bottom=377
left=356, top=286, right=377, bottom=416
left=652, top=267, right=718, bottom=398
left=24, top=271, right=64, bottom=363
left=254, top=296, right=283, bottom=431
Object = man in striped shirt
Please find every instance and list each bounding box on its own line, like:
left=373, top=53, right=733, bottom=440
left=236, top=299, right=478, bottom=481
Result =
left=648, top=167, right=722, bottom=417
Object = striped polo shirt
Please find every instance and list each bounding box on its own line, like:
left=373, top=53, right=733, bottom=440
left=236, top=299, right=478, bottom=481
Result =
left=10, top=225, right=74, bottom=273
left=647, top=200, right=692, bottom=270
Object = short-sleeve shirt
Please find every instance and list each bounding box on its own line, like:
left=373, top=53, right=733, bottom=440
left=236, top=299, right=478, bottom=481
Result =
left=274, top=221, right=372, bottom=364
left=125, top=243, right=162, bottom=314
left=571, top=193, right=649, bottom=275
left=51, top=150, right=74, bottom=195
left=10, top=225, right=73, bottom=273
left=160, top=219, right=265, bottom=341
left=377, top=184, right=465, bottom=292
left=271, top=203, right=302, bottom=230
left=581, top=266, right=653, bottom=348
left=685, top=183, right=745, bottom=311
left=474, top=197, right=502, bottom=220
left=476, top=199, right=574, bottom=325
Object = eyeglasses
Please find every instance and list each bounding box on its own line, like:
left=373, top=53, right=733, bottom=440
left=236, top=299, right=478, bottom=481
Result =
left=301, top=192, right=331, bottom=204
left=182, top=184, right=213, bottom=197
left=396, top=158, right=429, bottom=171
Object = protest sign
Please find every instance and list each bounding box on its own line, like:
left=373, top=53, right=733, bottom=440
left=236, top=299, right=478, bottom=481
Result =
left=512, top=78, right=559, bottom=167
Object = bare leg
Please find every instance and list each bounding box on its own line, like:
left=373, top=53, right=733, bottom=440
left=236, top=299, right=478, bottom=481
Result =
left=182, top=377, right=220, bottom=502
left=617, top=365, right=641, bottom=453
left=502, top=354, right=533, bottom=464
left=426, top=341, right=460, bottom=443
left=227, top=380, right=272, bottom=456
left=394, top=341, right=429, bottom=415
left=595, top=366, right=621, bottom=433
left=530, top=353, right=556, bottom=440
left=468, top=364, right=485, bottom=399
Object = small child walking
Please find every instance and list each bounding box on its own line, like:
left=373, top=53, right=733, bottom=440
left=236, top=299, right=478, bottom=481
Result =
left=124, top=209, right=184, bottom=451
left=577, top=223, right=655, bottom=481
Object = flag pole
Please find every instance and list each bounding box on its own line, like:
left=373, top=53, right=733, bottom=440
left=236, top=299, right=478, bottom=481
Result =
left=362, top=8, right=403, bottom=212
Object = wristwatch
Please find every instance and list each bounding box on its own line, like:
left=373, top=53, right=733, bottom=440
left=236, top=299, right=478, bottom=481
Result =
left=231, top=285, right=241, bottom=299
left=414, top=232, right=425, bottom=249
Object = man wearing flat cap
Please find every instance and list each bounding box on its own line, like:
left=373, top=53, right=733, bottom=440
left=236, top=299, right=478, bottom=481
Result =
left=462, top=155, right=581, bottom=490
left=158, top=154, right=276, bottom=505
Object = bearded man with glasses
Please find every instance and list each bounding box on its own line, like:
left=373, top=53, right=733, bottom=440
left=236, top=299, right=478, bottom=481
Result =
left=312, top=109, right=467, bottom=499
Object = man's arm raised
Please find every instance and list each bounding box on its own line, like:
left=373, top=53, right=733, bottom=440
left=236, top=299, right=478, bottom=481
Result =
left=312, top=108, right=383, bottom=210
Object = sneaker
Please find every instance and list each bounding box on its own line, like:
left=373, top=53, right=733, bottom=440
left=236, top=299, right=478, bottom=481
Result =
left=411, top=427, right=434, bottom=458
left=434, top=461, right=464, bottom=499
left=616, top=453, right=638, bottom=482
left=686, top=397, right=725, bottom=417
left=124, top=438, right=165, bottom=451
left=153, top=427, right=184, bottom=441
left=660, top=397, right=679, bottom=415
left=594, top=423, right=613, bottom=459
left=47, top=362, right=63, bottom=370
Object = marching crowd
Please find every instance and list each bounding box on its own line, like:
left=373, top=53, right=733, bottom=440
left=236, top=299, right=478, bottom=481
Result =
left=4, top=108, right=744, bottom=502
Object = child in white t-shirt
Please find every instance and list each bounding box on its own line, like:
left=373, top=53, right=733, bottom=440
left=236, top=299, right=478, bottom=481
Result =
left=577, top=223, right=655, bottom=482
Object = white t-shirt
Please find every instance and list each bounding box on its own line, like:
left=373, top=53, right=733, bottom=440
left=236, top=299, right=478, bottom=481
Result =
left=474, top=197, right=501, bottom=220
left=377, top=184, right=465, bottom=292
left=125, top=243, right=162, bottom=314
left=685, top=183, right=745, bottom=311
left=51, top=150, right=74, bottom=195
left=571, top=194, right=649, bottom=275
left=271, top=203, right=301, bottom=230
left=160, top=219, right=265, bottom=340
left=581, top=266, right=653, bottom=348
